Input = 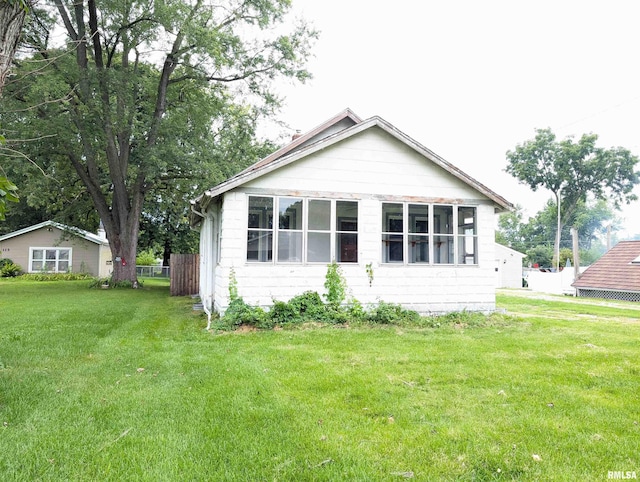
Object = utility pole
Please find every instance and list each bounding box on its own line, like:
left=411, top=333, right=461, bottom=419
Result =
left=571, top=227, right=580, bottom=285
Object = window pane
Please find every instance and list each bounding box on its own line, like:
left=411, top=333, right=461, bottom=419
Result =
left=247, top=231, right=273, bottom=262
left=248, top=197, right=273, bottom=229
left=336, top=201, right=358, bottom=231
left=307, top=232, right=331, bottom=262
left=433, top=235, right=454, bottom=264
left=278, top=231, right=302, bottom=262
left=382, top=234, right=403, bottom=263
left=458, top=207, right=477, bottom=235
left=31, top=261, right=42, bottom=271
left=337, top=233, right=358, bottom=263
left=409, top=204, right=429, bottom=233
left=59, top=249, right=70, bottom=261
left=433, top=205, right=453, bottom=234
left=308, top=199, right=331, bottom=230
left=279, top=198, right=303, bottom=230
left=32, top=249, right=43, bottom=260
left=382, top=203, right=403, bottom=232
left=458, top=236, right=477, bottom=264
left=58, top=261, right=69, bottom=272
left=409, top=235, right=429, bottom=263
left=45, top=260, right=56, bottom=271
left=46, top=249, right=57, bottom=260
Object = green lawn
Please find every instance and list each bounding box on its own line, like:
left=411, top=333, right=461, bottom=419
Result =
left=1, top=280, right=639, bottom=481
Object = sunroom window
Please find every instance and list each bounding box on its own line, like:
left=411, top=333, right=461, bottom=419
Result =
left=381, top=203, right=477, bottom=265
left=277, top=197, right=303, bottom=262
left=30, top=248, right=71, bottom=272
left=247, top=196, right=273, bottom=262
left=247, top=196, right=358, bottom=264
left=336, top=201, right=358, bottom=263
left=307, top=199, right=331, bottom=262
left=433, top=205, right=454, bottom=264
left=457, top=206, right=477, bottom=264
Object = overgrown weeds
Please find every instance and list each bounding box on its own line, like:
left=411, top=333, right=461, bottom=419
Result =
left=215, top=261, right=505, bottom=331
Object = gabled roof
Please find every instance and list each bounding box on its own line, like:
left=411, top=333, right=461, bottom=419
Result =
left=572, top=240, right=640, bottom=292
left=495, top=243, right=526, bottom=258
left=0, top=221, right=108, bottom=245
left=191, top=109, right=514, bottom=222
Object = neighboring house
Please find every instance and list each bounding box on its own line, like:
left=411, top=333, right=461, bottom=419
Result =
left=190, top=109, right=513, bottom=316
left=572, top=240, right=640, bottom=302
left=0, top=221, right=111, bottom=277
left=495, top=243, right=525, bottom=288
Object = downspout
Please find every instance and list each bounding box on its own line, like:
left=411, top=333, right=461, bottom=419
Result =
left=191, top=201, right=213, bottom=330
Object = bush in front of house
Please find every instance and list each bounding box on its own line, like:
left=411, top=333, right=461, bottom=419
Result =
left=214, top=261, right=496, bottom=331
left=0, top=260, right=22, bottom=278
left=21, top=272, right=94, bottom=281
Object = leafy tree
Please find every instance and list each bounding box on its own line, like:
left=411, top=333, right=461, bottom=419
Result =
left=497, top=199, right=617, bottom=267
left=1, top=0, right=316, bottom=284
left=505, top=128, right=639, bottom=266
left=1, top=0, right=34, bottom=218
left=495, top=204, right=527, bottom=253
left=0, top=0, right=30, bottom=94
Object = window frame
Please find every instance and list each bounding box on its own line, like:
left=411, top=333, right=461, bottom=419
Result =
left=246, top=195, right=359, bottom=265
left=380, top=202, right=478, bottom=266
left=29, top=247, right=73, bottom=273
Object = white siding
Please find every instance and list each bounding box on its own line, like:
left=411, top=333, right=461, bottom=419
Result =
left=494, top=244, right=525, bottom=289
left=244, top=128, right=483, bottom=201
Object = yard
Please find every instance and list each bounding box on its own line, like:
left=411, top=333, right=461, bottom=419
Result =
left=1, top=279, right=638, bottom=481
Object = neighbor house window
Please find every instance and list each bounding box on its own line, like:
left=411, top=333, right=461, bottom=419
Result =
left=247, top=196, right=358, bottom=264
left=381, top=203, right=476, bottom=265
left=30, top=248, right=71, bottom=272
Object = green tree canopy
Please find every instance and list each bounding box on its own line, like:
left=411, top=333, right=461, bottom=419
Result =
left=496, top=199, right=617, bottom=267
left=1, top=0, right=316, bottom=283
left=505, top=128, right=639, bottom=266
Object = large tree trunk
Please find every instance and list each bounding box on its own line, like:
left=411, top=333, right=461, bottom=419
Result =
left=0, top=1, right=26, bottom=96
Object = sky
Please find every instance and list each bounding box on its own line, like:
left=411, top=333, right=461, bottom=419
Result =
left=266, top=0, right=640, bottom=238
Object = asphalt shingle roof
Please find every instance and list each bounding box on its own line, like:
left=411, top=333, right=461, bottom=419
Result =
left=572, top=240, right=640, bottom=292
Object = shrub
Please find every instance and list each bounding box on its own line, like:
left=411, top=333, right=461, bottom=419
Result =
left=324, top=262, right=346, bottom=308
left=88, top=277, right=144, bottom=288
left=0, top=262, right=22, bottom=278
left=269, top=300, right=300, bottom=325
left=0, top=258, right=14, bottom=269
left=136, top=249, right=158, bottom=266
left=21, top=272, right=93, bottom=281
left=222, top=297, right=271, bottom=329
left=288, top=291, right=327, bottom=322
left=367, top=301, right=420, bottom=325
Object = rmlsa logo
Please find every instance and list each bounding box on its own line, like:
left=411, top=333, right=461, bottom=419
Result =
left=608, top=471, right=637, bottom=480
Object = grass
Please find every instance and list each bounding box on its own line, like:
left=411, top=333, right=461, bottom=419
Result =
left=1, top=280, right=639, bottom=481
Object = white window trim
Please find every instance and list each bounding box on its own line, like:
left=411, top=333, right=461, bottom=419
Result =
left=246, top=196, right=359, bottom=265
left=380, top=203, right=478, bottom=266
left=28, top=247, right=73, bottom=273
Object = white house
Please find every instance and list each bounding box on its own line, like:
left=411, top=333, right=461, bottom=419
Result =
left=495, top=243, right=525, bottom=288
left=190, top=109, right=513, bottom=317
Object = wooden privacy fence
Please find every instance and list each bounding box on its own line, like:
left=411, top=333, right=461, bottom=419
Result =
left=170, top=253, right=199, bottom=296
